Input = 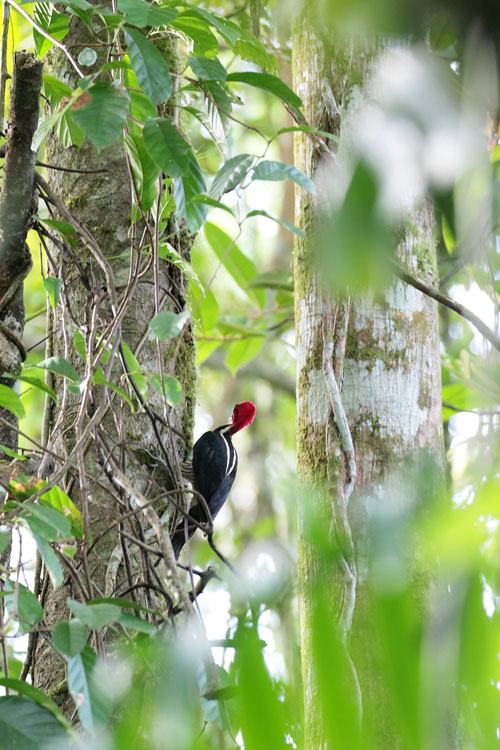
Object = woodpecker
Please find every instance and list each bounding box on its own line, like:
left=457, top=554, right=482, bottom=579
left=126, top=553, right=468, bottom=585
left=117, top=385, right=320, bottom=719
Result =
left=171, top=401, right=256, bottom=558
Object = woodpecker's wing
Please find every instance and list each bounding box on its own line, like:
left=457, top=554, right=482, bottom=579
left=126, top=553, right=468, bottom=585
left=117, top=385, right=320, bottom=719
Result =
left=192, top=429, right=237, bottom=508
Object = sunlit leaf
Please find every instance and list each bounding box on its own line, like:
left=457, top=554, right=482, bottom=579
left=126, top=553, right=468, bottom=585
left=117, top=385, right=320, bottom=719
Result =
left=37, top=356, right=80, bottom=383
left=0, top=384, right=25, bottom=419
left=43, top=277, right=62, bottom=309
left=210, top=154, right=254, bottom=200
left=118, top=0, right=177, bottom=27
left=149, top=310, right=190, bottom=340
left=189, top=55, right=226, bottom=81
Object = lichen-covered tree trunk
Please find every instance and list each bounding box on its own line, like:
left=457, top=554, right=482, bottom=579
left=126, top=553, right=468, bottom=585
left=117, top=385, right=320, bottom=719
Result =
left=31, top=25, right=196, bottom=708
left=292, top=8, right=443, bottom=749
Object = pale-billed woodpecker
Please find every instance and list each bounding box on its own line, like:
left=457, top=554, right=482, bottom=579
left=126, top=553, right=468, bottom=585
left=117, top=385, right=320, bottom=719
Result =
left=171, top=401, right=256, bottom=558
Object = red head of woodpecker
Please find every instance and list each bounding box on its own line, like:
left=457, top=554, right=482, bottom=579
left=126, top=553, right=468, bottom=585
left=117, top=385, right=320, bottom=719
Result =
left=171, top=401, right=256, bottom=558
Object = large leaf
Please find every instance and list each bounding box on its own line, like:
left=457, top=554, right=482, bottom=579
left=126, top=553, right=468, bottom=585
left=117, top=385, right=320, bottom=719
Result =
left=40, top=485, right=84, bottom=540
left=0, top=680, right=70, bottom=730
left=251, top=160, right=316, bottom=195
left=226, top=337, right=264, bottom=375
left=21, top=502, right=72, bottom=541
left=67, top=599, right=122, bottom=629
left=174, top=151, right=208, bottom=233
left=36, top=356, right=79, bottom=383
left=0, top=384, right=25, bottom=419
left=204, top=222, right=265, bottom=308
left=149, top=310, right=190, bottom=340
left=71, top=82, right=130, bottom=151
left=31, top=533, right=64, bottom=588
left=53, top=618, right=89, bottom=657
left=226, top=72, right=302, bottom=108
left=149, top=374, right=182, bottom=406
left=67, top=645, right=113, bottom=731
left=125, top=27, right=172, bottom=106
left=0, top=696, right=68, bottom=749
left=143, top=117, right=190, bottom=177
left=171, top=12, right=218, bottom=57
left=118, top=0, right=177, bottom=27
left=43, top=277, right=62, bottom=309
left=210, top=154, right=254, bottom=200
left=3, top=580, right=43, bottom=634
left=189, top=55, right=226, bottom=81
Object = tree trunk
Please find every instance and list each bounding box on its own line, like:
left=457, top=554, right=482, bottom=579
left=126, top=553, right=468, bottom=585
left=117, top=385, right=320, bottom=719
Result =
left=292, top=10, right=443, bottom=749
left=30, top=25, right=196, bottom=709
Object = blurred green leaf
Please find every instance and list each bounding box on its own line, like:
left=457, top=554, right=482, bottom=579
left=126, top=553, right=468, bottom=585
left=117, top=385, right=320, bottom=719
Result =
left=40, top=485, right=84, bottom=540
left=204, top=222, right=265, bottom=308
left=189, top=55, right=226, bottom=81
left=209, top=154, right=254, bottom=200
left=4, top=580, right=43, bottom=633
left=0, top=696, right=68, bottom=749
left=118, top=0, right=177, bottom=27
left=0, top=679, right=70, bottom=730
left=149, top=310, right=190, bottom=340
left=226, top=337, right=264, bottom=374
left=121, top=341, right=148, bottom=400
left=251, top=160, right=316, bottom=195
left=53, top=619, right=89, bottom=657
left=68, top=645, right=113, bottom=731
left=0, top=385, right=25, bottom=419
left=42, top=277, right=62, bottom=309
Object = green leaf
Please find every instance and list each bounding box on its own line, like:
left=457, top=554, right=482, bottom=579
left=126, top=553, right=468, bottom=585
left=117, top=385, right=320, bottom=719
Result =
left=191, top=284, right=219, bottom=331
left=189, top=55, right=226, bottom=81
left=226, top=72, right=302, bottom=108
left=275, top=125, right=338, bottom=141
left=172, top=12, right=218, bottom=57
left=204, top=222, right=265, bottom=308
left=0, top=384, right=25, bottom=419
left=0, top=446, right=25, bottom=460
left=121, top=341, right=148, bottom=400
left=251, top=160, right=316, bottom=195
left=31, top=533, right=64, bottom=588
left=40, top=485, right=84, bottom=540
left=21, top=502, right=71, bottom=541
left=189, top=195, right=235, bottom=215
left=209, top=154, right=254, bottom=200
left=174, top=151, right=208, bottom=233
left=233, top=38, right=278, bottom=74
left=225, top=337, right=264, bottom=375
left=143, top=117, right=190, bottom=177
left=0, top=680, right=70, bottom=730
left=159, top=244, right=203, bottom=291
left=72, top=81, right=130, bottom=152
left=149, top=374, right=182, bottom=406
left=37, top=356, right=80, bottom=383
left=40, top=218, right=76, bottom=237
left=118, top=0, right=177, bottom=27
left=33, top=3, right=69, bottom=59
left=124, top=133, right=161, bottom=218
left=125, top=27, right=172, bottom=106
left=0, top=529, right=11, bottom=554
left=442, top=213, right=456, bottom=255
left=149, top=310, right=190, bottom=340
left=43, top=277, right=62, bottom=309
left=13, top=372, right=58, bottom=403
left=246, top=209, right=305, bottom=237
left=4, top=580, right=43, bottom=633
left=0, top=696, right=68, bottom=749
left=93, top=367, right=137, bottom=412
left=118, top=612, right=157, bottom=633
left=68, top=645, right=112, bottom=731
left=53, top=619, right=89, bottom=657
left=67, top=599, right=122, bottom=629
left=73, top=330, right=86, bottom=361
left=247, top=270, right=294, bottom=291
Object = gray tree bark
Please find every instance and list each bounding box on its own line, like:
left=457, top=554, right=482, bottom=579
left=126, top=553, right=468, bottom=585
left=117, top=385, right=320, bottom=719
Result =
left=29, top=27, right=197, bottom=711
left=292, top=8, right=443, bottom=749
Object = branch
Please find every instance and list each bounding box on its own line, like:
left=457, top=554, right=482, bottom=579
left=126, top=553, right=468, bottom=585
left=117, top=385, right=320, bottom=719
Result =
left=391, top=259, right=500, bottom=353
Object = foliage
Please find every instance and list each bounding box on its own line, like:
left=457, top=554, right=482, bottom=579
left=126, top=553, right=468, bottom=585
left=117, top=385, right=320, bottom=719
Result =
left=0, top=0, right=499, bottom=748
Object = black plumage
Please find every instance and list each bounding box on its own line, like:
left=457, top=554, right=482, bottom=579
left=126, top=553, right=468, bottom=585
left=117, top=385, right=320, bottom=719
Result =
left=170, top=401, right=255, bottom=558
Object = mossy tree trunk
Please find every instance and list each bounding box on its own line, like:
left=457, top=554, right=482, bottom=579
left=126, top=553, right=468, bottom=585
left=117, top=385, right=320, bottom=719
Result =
left=30, top=25, right=196, bottom=710
left=292, top=8, right=443, bottom=749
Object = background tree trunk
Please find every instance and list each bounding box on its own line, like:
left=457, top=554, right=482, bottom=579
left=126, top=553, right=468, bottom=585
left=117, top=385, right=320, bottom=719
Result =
left=292, top=9, right=443, bottom=748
